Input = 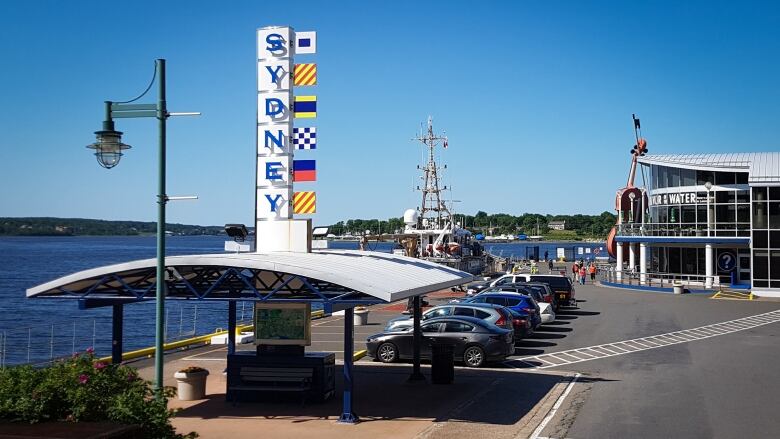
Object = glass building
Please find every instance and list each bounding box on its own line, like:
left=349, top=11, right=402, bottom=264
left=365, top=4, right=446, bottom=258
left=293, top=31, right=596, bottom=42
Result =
left=614, top=153, right=780, bottom=297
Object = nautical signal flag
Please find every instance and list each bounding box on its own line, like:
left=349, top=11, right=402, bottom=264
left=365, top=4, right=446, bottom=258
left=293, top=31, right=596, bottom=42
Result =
left=293, top=160, right=316, bottom=182
left=295, top=31, right=317, bottom=55
left=294, top=63, right=317, bottom=86
left=294, top=95, right=317, bottom=118
left=293, top=127, right=316, bottom=149
left=293, top=191, right=316, bottom=214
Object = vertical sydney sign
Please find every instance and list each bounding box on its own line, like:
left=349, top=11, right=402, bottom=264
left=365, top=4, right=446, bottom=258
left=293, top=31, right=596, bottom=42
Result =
left=257, top=26, right=294, bottom=224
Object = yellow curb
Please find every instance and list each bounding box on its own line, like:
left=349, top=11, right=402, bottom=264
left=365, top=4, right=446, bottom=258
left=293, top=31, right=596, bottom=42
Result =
left=353, top=349, right=368, bottom=362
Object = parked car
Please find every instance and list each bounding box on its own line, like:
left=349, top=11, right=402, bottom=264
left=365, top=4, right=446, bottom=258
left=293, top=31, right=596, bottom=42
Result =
left=514, top=274, right=576, bottom=307
left=462, top=292, right=542, bottom=329
left=367, top=316, right=514, bottom=367
left=511, top=282, right=559, bottom=311
left=505, top=307, right=533, bottom=340
left=492, top=284, right=556, bottom=324
left=385, top=303, right=514, bottom=333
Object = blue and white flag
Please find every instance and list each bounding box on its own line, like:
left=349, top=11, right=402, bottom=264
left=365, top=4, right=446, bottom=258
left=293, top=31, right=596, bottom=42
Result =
left=293, top=127, right=317, bottom=150
left=295, top=31, right=317, bottom=55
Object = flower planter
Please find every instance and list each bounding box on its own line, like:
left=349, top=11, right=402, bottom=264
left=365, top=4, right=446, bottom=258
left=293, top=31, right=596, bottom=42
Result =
left=174, top=369, right=209, bottom=400
left=354, top=308, right=369, bottom=326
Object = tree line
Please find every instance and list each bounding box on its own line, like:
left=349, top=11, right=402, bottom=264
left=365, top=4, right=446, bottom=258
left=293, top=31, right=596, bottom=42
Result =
left=0, top=217, right=224, bottom=236
left=326, top=211, right=617, bottom=239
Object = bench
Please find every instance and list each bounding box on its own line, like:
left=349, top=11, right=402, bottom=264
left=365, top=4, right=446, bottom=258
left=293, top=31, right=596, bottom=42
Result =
left=229, top=366, right=313, bottom=405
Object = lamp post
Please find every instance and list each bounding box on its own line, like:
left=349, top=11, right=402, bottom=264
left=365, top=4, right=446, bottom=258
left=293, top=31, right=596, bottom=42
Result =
left=87, top=59, right=197, bottom=394
left=704, top=181, right=713, bottom=237
left=704, top=181, right=713, bottom=288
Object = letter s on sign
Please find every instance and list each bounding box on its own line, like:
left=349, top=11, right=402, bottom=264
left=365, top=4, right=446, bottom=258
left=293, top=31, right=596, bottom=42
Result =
left=266, top=34, right=286, bottom=54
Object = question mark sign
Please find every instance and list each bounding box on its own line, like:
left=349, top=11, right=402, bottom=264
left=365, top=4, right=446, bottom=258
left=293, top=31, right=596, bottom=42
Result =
left=723, top=254, right=733, bottom=269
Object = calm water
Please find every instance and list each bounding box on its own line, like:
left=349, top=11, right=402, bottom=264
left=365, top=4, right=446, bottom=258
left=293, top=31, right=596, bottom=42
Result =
left=0, top=236, right=602, bottom=365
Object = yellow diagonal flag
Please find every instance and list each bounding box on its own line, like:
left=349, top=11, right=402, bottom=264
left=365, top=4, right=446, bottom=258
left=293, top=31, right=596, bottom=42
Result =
left=294, top=63, right=317, bottom=86
left=293, top=191, right=316, bottom=214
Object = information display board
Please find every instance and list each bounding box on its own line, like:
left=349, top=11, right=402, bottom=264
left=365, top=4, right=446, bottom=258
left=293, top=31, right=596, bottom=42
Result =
left=254, top=302, right=312, bottom=346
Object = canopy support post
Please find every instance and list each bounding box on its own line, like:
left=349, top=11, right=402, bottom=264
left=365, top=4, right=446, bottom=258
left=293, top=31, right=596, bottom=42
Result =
left=408, top=295, right=425, bottom=382
left=227, top=301, right=237, bottom=356
left=338, top=307, right=359, bottom=424
left=111, top=304, right=123, bottom=364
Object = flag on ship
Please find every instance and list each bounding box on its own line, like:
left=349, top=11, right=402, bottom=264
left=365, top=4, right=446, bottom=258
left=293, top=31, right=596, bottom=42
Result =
left=293, top=191, right=316, bottom=214
left=294, top=95, right=317, bottom=118
left=293, top=160, right=316, bottom=182
left=295, top=31, right=317, bottom=54
left=294, top=63, right=317, bottom=86
left=293, top=127, right=317, bottom=149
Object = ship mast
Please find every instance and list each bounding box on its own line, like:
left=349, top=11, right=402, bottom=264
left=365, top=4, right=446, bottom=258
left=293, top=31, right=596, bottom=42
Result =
left=415, top=117, right=450, bottom=230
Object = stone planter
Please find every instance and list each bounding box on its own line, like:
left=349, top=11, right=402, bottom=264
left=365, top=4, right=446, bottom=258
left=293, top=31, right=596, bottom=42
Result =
left=354, top=308, right=369, bottom=326
left=174, top=369, right=209, bottom=401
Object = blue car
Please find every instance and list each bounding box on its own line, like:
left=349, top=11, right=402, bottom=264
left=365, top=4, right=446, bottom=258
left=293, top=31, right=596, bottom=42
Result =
left=462, top=292, right=542, bottom=329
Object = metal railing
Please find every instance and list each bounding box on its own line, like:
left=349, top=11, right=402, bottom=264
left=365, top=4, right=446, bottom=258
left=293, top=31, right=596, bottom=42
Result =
left=617, top=222, right=751, bottom=237
left=0, top=302, right=257, bottom=369
left=601, top=266, right=721, bottom=289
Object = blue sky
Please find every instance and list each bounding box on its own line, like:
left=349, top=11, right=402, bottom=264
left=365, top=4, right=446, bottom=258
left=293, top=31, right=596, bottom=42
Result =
left=1, top=1, right=779, bottom=226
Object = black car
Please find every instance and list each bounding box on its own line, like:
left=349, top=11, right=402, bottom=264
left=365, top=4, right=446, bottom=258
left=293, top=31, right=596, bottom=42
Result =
left=366, top=316, right=514, bottom=368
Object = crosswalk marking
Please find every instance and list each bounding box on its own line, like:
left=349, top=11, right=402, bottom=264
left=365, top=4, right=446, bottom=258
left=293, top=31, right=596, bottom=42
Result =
left=506, top=309, right=780, bottom=370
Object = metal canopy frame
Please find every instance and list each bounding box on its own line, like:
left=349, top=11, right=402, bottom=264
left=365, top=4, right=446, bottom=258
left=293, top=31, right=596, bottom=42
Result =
left=34, top=265, right=386, bottom=308
left=27, top=251, right=473, bottom=425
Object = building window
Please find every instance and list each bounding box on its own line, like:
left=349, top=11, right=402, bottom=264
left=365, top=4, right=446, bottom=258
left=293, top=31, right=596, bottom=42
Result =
left=697, top=170, right=714, bottom=185
left=681, top=169, right=695, bottom=186
left=715, top=172, right=735, bottom=185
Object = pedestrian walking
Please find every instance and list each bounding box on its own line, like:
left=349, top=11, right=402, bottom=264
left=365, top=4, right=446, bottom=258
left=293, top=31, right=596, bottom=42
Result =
left=589, top=263, right=597, bottom=283
left=548, top=259, right=554, bottom=273
left=544, top=250, right=549, bottom=261
left=572, top=262, right=579, bottom=282
left=579, top=265, right=587, bottom=285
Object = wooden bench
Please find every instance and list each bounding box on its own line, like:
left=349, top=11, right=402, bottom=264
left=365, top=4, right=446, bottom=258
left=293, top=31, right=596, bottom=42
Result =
left=229, top=366, right=313, bottom=405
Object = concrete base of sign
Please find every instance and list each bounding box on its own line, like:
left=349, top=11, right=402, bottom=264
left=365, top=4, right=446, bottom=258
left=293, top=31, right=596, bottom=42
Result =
left=255, top=219, right=312, bottom=253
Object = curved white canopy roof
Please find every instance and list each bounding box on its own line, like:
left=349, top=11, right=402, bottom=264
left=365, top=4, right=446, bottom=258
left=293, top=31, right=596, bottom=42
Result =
left=639, top=152, right=780, bottom=184
left=27, top=250, right=474, bottom=304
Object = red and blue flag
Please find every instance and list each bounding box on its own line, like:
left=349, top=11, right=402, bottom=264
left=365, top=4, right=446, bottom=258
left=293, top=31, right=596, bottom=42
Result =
left=293, top=160, right=316, bottom=182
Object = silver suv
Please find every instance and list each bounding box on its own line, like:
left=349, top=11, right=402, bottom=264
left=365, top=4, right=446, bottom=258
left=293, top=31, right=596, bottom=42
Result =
left=385, top=303, right=513, bottom=332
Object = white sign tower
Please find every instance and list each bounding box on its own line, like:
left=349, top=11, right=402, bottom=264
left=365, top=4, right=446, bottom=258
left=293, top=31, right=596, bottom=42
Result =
left=255, top=26, right=314, bottom=252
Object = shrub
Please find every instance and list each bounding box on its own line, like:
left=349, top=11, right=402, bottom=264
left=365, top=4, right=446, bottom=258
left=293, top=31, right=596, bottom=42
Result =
left=0, top=350, right=197, bottom=438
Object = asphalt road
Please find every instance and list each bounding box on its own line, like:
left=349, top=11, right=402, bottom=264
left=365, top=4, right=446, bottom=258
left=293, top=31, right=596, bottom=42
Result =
left=529, top=281, right=780, bottom=439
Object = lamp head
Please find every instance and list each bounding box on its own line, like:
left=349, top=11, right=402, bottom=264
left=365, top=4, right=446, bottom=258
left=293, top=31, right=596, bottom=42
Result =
left=87, top=121, right=131, bottom=169
left=704, top=181, right=712, bottom=190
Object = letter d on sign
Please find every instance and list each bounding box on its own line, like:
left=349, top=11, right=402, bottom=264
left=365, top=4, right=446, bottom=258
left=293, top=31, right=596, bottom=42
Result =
left=265, top=98, right=285, bottom=117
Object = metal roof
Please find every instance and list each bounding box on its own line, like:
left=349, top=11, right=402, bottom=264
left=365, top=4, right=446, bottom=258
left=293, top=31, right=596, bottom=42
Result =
left=26, top=250, right=474, bottom=304
left=638, top=152, right=780, bottom=184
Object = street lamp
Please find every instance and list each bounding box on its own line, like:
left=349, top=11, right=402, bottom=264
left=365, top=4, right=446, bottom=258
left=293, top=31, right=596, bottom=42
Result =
left=704, top=181, right=713, bottom=237
left=88, top=59, right=197, bottom=394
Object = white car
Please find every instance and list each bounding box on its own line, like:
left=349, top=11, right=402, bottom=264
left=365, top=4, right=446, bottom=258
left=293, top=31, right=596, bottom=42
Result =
left=538, top=301, right=556, bottom=324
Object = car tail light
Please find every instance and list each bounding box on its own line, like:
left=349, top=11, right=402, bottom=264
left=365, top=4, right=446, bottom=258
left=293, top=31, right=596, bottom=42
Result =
left=495, top=315, right=507, bottom=326
left=544, top=296, right=552, bottom=303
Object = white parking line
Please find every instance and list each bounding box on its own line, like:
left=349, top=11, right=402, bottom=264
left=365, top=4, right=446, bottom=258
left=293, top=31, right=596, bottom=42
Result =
left=530, top=373, right=581, bottom=439
left=515, top=309, right=780, bottom=370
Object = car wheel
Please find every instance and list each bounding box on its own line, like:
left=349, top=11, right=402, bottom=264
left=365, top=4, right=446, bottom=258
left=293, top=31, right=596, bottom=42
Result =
left=463, top=345, right=485, bottom=368
left=377, top=342, right=398, bottom=363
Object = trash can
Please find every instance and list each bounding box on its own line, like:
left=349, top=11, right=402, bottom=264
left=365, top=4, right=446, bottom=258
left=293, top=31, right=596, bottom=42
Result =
left=430, top=342, right=455, bottom=384
left=673, top=281, right=685, bottom=295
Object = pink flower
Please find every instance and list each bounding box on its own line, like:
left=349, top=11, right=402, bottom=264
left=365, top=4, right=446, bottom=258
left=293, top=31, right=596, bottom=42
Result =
left=85, top=347, right=94, bottom=354
left=78, top=374, right=89, bottom=385
left=94, top=362, right=106, bottom=370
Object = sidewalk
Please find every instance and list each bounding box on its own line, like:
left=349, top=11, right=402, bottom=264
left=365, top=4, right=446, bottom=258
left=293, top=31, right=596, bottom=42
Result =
left=136, top=356, right=566, bottom=439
